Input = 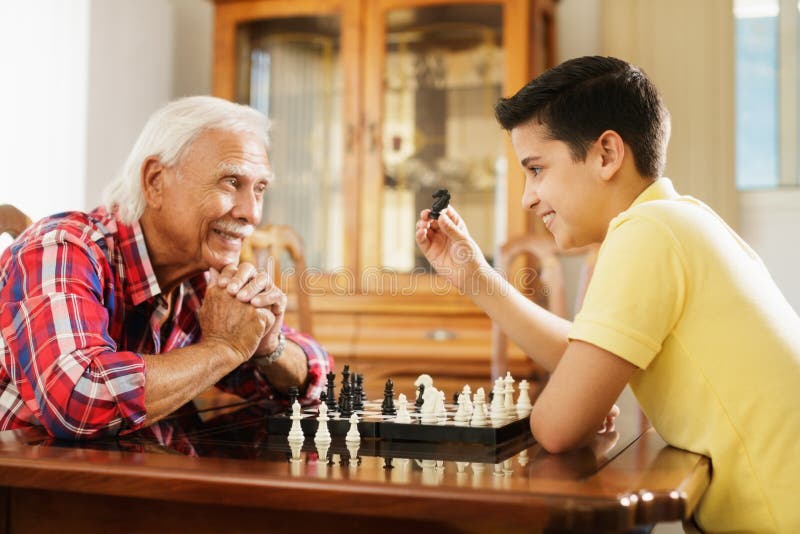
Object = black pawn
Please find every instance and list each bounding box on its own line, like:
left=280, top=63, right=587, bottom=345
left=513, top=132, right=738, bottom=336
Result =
left=286, top=386, right=299, bottom=414
left=415, top=384, right=425, bottom=411
left=325, top=371, right=338, bottom=412
left=381, top=379, right=396, bottom=416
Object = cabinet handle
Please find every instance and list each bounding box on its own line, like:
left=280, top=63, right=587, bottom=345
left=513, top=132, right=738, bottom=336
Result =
left=425, top=329, right=457, bottom=342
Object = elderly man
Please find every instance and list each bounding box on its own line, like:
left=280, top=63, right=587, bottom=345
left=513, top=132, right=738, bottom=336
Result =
left=0, top=96, right=332, bottom=439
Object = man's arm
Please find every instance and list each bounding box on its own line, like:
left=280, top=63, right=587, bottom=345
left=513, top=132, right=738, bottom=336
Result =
left=142, top=280, right=270, bottom=425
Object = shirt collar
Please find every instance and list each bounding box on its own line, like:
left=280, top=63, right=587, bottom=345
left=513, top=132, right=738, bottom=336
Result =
left=112, top=211, right=163, bottom=307
left=629, top=177, right=680, bottom=209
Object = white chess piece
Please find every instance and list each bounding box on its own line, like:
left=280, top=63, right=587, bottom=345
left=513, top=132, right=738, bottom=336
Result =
left=504, top=372, right=516, bottom=418
left=461, top=385, right=474, bottom=418
left=420, top=386, right=439, bottom=424
left=414, top=374, right=434, bottom=390
left=346, top=439, right=359, bottom=468
left=470, top=396, right=487, bottom=426
left=316, top=441, right=330, bottom=469
left=314, top=402, right=332, bottom=445
left=288, top=400, right=305, bottom=444
left=345, top=413, right=360, bottom=442
left=516, top=379, right=532, bottom=417
left=490, top=378, right=506, bottom=423
left=394, top=393, right=412, bottom=423
left=453, top=393, right=469, bottom=426
left=435, top=390, right=447, bottom=423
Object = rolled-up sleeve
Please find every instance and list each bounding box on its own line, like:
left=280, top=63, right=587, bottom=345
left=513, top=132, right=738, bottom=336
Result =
left=0, top=232, right=146, bottom=439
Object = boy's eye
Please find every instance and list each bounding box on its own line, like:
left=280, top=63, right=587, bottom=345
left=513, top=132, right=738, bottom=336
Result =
left=528, top=166, right=542, bottom=176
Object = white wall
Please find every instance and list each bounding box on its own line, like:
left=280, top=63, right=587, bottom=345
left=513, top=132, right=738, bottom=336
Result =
left=85, top=0, right=215, bottom=210
left=740, top=190, right=800, bottom=311
left=0, top=0, right=89, bottom=221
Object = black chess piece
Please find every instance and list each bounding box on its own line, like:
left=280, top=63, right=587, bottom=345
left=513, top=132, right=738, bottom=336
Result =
left=381, top=378, right=396, bottom=416
left=415, top=384, right=425, bottom=411
left=357, top=374, right=367, bottom=403
left=430, top=188, right=450, bottom=219
left=353, top=374, right=365, bottom=411
left=339, top=365, right=351, bottom=407
left=325, top=371, right=338, bottom=412
left=383, top=457, right=394, bottom=470
left=286, top=386, right=299, bottom=414
left=340, top=374, right=353, bottom=418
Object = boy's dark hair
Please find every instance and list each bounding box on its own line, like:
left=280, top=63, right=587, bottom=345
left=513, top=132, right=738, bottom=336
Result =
left=495, top=56, right=670, bottom=178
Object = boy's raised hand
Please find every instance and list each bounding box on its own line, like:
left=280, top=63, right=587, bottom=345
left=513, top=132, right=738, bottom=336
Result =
left=415, top=206, right=490, bottom=292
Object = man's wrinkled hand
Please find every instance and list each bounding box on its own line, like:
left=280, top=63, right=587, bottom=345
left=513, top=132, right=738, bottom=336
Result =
left=212, top=264, right=288, bottom=356
left=199, top=268, right=272, bottom=362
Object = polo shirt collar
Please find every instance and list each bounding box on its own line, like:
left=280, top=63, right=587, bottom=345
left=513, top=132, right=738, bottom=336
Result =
left=629, top=177, right=680, bottom=209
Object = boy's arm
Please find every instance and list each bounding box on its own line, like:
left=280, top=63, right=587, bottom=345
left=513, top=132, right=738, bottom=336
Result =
left=529, top=340, right=637, bottom=453
left=472, top=267, right=573, bottom=372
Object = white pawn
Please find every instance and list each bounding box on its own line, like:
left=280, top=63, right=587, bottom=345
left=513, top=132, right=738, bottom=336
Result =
left=288, top=400, right=305, bottom=444
left=504, top=372, right=516, bottom=418
left=490, top=378, right=506, bottom=423
left=453, top=393, right=469, bottom=426
left=346, top=439, right=359, bottom=469
left=435, top=390, right=447, bottom=423
left=314, top=402, right=332, bottom=445
left=516, top=379, right=532, bottom=417
left=345, top=413, right=360, bottom=442
left=461, top=385, right=474, bottom=417
left=395, top=393, right=412, bottom=423
left=470, top=396, right=487, bottom=426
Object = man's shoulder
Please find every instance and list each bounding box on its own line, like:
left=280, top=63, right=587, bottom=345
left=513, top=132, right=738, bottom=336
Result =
left=25, top=207, right=116, bottom=245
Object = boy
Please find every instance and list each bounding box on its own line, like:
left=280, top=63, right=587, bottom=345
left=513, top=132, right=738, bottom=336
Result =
left=415, top=56, right=799, bottom=533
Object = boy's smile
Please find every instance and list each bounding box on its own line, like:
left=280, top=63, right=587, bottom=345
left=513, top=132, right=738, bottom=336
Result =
left=510, top=121, right=649, bottom=250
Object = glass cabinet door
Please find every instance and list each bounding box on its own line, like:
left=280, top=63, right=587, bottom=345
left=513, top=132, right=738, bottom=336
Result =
left=374, top=4, right=507, bottom=272
left=234, top=15, right=347, bottom=271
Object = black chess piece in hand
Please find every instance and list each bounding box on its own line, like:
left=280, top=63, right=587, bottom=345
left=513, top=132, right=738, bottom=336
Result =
left=430, top=189, right=450, bottom=220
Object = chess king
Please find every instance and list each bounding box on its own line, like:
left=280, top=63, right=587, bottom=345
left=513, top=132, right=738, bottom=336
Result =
left=415, top=56, right=800, bottom=532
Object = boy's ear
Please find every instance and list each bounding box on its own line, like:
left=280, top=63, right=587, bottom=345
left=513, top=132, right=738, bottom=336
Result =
left=595, top=130, right=625, bottom=181
left=141, top=157, right=166, bottom=209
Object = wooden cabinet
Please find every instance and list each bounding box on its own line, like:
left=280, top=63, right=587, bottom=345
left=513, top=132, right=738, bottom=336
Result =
left=214, top=0, right=557, bottom=398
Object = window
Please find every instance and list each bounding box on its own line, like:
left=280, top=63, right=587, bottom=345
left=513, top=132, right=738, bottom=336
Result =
left=734, top=0, right=798, bottom=189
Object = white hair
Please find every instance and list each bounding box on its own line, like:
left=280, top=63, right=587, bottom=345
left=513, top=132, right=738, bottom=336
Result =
left=103, top=96, right=271, bottom=224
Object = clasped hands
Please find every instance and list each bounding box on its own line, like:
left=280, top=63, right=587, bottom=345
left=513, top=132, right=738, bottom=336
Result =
left=207, top=262, right=287, bottom=357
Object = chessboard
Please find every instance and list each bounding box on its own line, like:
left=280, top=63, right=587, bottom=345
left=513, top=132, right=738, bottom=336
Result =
left=269, top=367, right=535, bottom=447
left=266, top=399, right=532, bottom=446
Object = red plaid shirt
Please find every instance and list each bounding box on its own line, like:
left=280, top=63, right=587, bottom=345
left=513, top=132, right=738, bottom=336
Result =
left=0, top=207, right=332, bottom=439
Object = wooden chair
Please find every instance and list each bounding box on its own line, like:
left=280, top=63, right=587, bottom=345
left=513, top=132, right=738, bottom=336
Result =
left=240, top=224, right=313, bottom=336
left=491, top=235, right=599, bottom=380
left=0, top=204, right=32, bottom=239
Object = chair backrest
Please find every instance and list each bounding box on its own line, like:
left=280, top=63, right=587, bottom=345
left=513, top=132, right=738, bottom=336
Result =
left=240, top=224, right=313, bottom=336
left=491, top=234, right=599, bottom=380
left=0, top=204, right=32, bottom=239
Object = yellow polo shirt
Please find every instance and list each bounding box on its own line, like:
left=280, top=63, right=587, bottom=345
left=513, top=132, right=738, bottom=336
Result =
left=569, top=178, right=800, bottom=533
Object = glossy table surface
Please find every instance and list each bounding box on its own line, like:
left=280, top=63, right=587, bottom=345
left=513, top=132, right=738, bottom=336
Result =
left=0, top=399, right=710, bottom=532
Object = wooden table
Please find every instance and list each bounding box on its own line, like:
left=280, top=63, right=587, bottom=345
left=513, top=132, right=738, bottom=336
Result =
left=0, top=400, right=709, bottom=533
